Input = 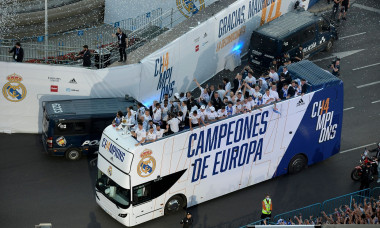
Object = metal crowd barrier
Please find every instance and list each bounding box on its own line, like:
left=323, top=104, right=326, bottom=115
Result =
left=241, top=187, right=380, bottom=227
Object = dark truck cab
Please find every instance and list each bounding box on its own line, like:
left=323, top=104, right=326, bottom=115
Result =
left=248, top=9, right=337, bottom=71
left=42, top=98, right=135, bottom=161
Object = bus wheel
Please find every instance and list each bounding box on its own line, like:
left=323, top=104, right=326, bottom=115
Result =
left=164, top=195, right=184, bottom=215
left=65, top=148, right=82, bottom=161
left=325, top=40, right=333, bottom=52
left=288, top=154, right=307, bottom=174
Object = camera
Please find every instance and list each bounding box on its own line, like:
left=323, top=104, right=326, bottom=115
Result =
left=327, top=57, right=340, bottom=68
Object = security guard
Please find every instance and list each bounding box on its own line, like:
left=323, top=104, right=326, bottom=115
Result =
left=261, top=194, right=272, bottom=223
left=180, top=212, right=193, bottom=228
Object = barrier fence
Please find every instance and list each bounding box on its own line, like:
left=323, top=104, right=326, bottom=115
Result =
left=241, top=187, right=380, bottom=227
left=0, top=0, right=219, bottom=67
left=0, top=8, right=162, bottom=66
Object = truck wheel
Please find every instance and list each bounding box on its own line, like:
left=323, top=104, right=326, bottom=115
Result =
left=65, top=148, right=82, bottom=161
left=288, top=154, right=307, bottom=174
left=164, top=195, right=184, bottom=215
left=351, top=169, right=361, bottom=181
left=325, top=40, right=333, bottom=52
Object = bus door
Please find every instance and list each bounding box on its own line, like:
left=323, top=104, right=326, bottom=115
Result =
left=132, top=182, right=154, bottom=225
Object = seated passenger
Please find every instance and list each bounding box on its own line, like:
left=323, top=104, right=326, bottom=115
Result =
left=112, top=111, right=124, bottom=126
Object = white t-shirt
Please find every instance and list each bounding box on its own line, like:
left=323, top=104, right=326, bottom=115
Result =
left=180, top=105, right=188, bottom=121
left=197, top=110, right=207, bottom=121
left=207, top=111, right=218, bottom=120
left=146, top=131, right=156, bottom=141
left=143, top=114, right=152, bottom=123
left=269, top=72, right=279, bottom=82
left=153, top=108, right=162, bottom=122
left=244, top=76, right=256, bottom=87
left=217, top=109, right=227, bottom=118
left=200, top=88, right=210, bottom=103
left=217, top=89, right=226, bottom=99
left=243, top=102, right=252, bottom=111
left=189, top=114, right=200, bottom=124
left=167, top=118, right=180, bottom=133
left=270, top=90, right=280, bottom=100
left=263, top=93, right=275, bottom=104
left=162, top=105, right=170, bottom=121
left=156, top=129, right=165, bottom=139
left=135, top=128, right=146, bottom=142
left=225, top=82, right=231, bottom=92
left=248, top=99, right=256, bottom=107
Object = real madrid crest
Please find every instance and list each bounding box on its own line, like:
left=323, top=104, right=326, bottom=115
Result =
left=2, top=73, right=27, bottom=102
left=108, top=166, right=112, bottom=176
left=176, top=0, right=205, bottom=18
left=137, top=149, right=156, bottom=178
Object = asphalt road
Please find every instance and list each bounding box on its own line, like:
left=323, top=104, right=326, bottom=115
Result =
left=0, top=0, right=379, bottom=227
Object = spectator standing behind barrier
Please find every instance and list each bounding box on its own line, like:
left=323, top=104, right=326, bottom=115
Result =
left=76, top=45, right=91, bottom=67
left=8, top=42, right=24, bottom=62
left=261, top=194, right=272, bottom=224
left=112, top=28, right=128, bottom=62
left=180, top=212, right=193, bottom=228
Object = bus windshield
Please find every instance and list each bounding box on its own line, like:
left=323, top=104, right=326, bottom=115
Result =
left=96, top=170, right=131, bottom=209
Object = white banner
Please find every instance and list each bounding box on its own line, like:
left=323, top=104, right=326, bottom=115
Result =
left=0, top=62, right=141, bottom=133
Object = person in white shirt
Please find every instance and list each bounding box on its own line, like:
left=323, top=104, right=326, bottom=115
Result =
left=263, top=89, right=275, bottom=104
left=235, top=100, right=243, bottom=113
left=226, top=101, right=236, bottom=116
left=136, top=103, right=145, bottom=119
left=243, top=98, right=252, bottom=112
left=198, top=105, right=208, bottom=122
left=189, top=110, right=207, bottom=131
left=155, top=125, right=168, bottom=139
left=152, top=103, right=162, bottom=125
left=193, top=78, right=210, bottom=105
left=244, top=82, right=262, bottom=99
left=124, top=107, right=136, bottom=126
left=248, top=96, right=256, bottom=108
left=142, top=110, right=152, bottom=125
left=132, top=122, right=146, bottom=146
left=258, top=75, right=268, bottom=94
left=146, top=120, right=157, bottom=132
left=217, top=106, right=227, bottom=119
left=269, top=67, right=279, bottom=82
left=270, top=84, right=281, bottom=101
left=145, top=127, right=157, bottom=143
left=244, top=71, right=256, bottom=87
left=161, top=100, right=170, bottom=126
left=216, top=84, right=227, bottom=99
left=205, top=101, right=214, bottom=113
left=226, top=91, right=235, bottom=102
left=206, top=107, right=218, bottom=122
left=178, top=101, right=188, bottom=122
left=223, top=78, right=232, bottom=92
left=167, top=113, right=180, bottom=134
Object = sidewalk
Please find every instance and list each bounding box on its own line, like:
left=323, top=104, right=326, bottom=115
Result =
left=308, top=0, right=357, bottom=13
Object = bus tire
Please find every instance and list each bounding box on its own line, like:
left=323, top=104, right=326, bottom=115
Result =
left=325, top=40, right=333, bottom=52
left=65, top=148, right=82, bottom=161
left=288, top=154, right=307, bottom=174
left=164, top=195, right=184, bottom=215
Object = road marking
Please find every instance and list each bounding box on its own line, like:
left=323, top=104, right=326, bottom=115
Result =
left=312, top=49, right=365, bottom=62
left=354, top=3, right=380, bottom=14
left=371, top=100, right=380, bottom=104
left=340, top=32, right=366, bottom=40
left=352, top=62, right=380, bottom=71
left=356, top=80, right=380, bottom=88
left=340, top=143, right=375, bottom=154
left=343, top=107, right=355, bottom=111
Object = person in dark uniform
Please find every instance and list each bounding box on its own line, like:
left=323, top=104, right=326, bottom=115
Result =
left=180, top=212, right=193, bottom=228
left=8, top=42, right=24, bottom=62
left=112, top=28, right=128, bottom=62
left=77, top=45, right=91, bottom=67
left=360, top=162, right=372, bottom=190
left=293, top=46, right=304, bottom=62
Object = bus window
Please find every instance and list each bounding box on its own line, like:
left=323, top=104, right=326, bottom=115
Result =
left=55, top=122, right=75, bottom=135
left=300, top=25, right=315, bottom=43
left=74, top=122, right=87, bottom=134
left=133, top=183, right=152, bottom=205
left=283, top=34, right=300, bottom=53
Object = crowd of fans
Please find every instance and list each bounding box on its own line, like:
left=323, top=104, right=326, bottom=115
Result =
left=274, top=197, right=380, bottom=225
left=111, top=60, right=308, bottom=146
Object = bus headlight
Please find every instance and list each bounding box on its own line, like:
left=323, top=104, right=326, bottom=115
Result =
left=118, top=213, right=128, bottom=218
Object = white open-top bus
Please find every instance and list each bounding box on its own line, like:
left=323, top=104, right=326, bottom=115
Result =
left=95, top=61, right=343, bottom=226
